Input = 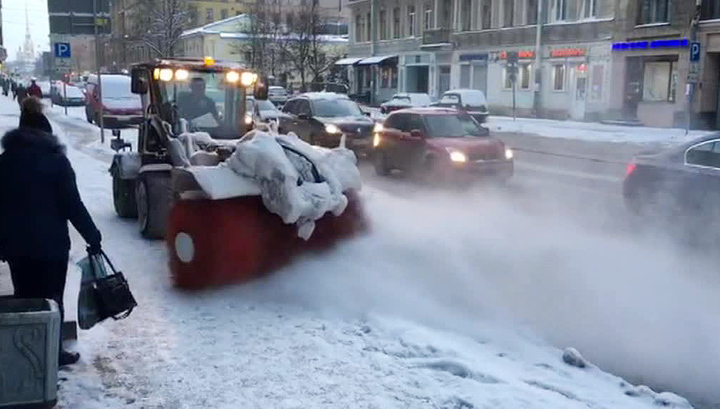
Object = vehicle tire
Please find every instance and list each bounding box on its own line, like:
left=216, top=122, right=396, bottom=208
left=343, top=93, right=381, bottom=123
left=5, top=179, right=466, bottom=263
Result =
left=309, top=133, right=316, bottom=146
left=373, top=150, right=390, bottom=176
left=85, top=107, right=93, bottom=123
left=113, top=174, right=138, bottom=219
left=136, top=172, right=171, bottom=240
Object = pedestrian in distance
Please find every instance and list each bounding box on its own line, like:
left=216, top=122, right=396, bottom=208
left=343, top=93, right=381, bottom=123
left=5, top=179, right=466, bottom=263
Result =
left=15, top=83, right=28, bottom=107
left=11, top=79, right=18, bottom=99
left=2, top=78, right=9, bottom=97
left=28, top=78, right=42, bottom=99
left=0, top=97, right=103, bottom=367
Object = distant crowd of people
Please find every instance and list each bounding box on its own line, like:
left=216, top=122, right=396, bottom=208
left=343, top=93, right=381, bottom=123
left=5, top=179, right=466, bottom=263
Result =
left=0, top=76, right=42, bottom=107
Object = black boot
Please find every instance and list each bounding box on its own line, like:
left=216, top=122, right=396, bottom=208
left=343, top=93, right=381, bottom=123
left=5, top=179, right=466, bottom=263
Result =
left=59, top=350, right=80, bottom=366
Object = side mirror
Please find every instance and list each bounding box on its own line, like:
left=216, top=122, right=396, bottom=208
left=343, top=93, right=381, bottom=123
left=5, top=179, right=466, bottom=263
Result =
left=410, top=129, right=425, bottom=139
left=364, top=111, right=371, bottom=117
left=298, top=113, right=311, bottom=120
left=255, top=76, right=269, bottom=100
left=131, top=68, right=148, bottom=95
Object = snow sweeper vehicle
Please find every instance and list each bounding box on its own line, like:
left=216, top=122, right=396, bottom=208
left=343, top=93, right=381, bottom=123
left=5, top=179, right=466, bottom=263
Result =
left=109, top=58, right=367, bottom=289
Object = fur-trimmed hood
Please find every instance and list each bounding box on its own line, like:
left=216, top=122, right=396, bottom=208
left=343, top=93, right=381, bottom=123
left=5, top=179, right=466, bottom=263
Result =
left=1, top=128, right=65, bottom=154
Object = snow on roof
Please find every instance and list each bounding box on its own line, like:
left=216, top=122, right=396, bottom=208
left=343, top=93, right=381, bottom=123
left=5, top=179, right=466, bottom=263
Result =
left=181, top=14, right=250, bottom=38
left=296, top=92, right=351, bottom=101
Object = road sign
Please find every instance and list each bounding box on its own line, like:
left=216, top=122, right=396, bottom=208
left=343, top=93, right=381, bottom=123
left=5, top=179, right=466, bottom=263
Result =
left=54, top=42, right=71, bottom=58
left=687, top=71, right=700, bottom=84
left=690, top=41, right=701, bottom=62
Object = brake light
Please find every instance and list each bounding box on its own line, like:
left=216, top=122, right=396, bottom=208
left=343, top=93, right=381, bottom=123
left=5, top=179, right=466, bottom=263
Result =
left=626, top=162, right=637, bottom=177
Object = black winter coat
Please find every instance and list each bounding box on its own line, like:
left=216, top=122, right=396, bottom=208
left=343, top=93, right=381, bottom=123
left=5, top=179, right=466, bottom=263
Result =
left=0, top=128, right=101, bottom=260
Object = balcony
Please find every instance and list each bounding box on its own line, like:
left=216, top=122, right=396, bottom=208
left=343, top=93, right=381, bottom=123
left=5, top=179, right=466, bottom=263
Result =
left=422, top=28, right=452, bottom=47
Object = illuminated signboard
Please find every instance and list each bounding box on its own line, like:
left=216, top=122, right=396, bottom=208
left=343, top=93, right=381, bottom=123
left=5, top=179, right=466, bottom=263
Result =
left=550, top=48, right=586, bottom=58
left=612, top=38, right=689, bottom=51
left=499, top=50, right=535, bottom=59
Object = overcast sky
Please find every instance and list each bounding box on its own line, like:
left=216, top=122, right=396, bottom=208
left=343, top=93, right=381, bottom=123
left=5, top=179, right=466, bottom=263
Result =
left=3, top=0, right=50, bottom=61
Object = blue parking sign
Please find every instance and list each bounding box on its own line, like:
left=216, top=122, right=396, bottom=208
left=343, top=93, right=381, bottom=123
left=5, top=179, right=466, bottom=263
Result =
left=690, top=42, right=701, bottom=62
left=54, top=42, right=71, bottom=58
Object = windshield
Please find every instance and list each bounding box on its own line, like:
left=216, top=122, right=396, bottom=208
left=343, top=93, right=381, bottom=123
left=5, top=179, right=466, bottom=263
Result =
left=102, top=76, right=134, bottom=98
left=256, top=99, right=278, bottom=113
left=390, top=96, right=411, bottom=104
left=425, top=114, right=485, bottom=138
left=159, top=71, right=244, bottom=139
left=439, top=94, right=461, bottom=105
left=269, top=87, right=287, bottom=96
left=312, top=99, right=362, bottom=118
left=64, top=86, right=84, bottom=98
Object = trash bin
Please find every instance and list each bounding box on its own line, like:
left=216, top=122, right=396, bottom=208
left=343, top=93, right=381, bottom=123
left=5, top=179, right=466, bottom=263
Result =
left=0, top=298, right=60, bottom=409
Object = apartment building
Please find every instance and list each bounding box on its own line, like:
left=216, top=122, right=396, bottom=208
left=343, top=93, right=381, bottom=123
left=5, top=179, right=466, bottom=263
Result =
left=188, top=0, right=350, bottom=28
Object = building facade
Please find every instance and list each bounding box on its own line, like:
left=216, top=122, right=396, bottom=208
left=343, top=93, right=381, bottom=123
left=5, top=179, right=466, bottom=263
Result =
left=0, top=0, right=6, bottom=63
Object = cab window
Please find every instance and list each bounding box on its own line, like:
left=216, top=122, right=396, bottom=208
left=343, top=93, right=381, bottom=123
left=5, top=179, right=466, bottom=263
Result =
left=686, top=140, right=720, bottom=169
left=385, top=113, right=408, bottom=131
left=282, top=100, right=297, bottom=114
left=296, top=100, right=312, bottom=117
left=407, top=115, right=426, bottom=134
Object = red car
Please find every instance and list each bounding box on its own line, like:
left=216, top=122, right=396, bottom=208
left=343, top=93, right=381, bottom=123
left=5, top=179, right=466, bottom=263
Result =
left=85, top=74, right=143, bottom=128
left=371, top=108, right=513, bottom=182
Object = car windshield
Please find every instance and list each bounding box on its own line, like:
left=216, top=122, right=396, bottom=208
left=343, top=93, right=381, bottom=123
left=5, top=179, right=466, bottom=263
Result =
left=269, top=87, right=287, bottom=96
left=256, top=99, right=278, bottom=112
left=425, top=114, right=485, bottom=138
left=391, top=96, right=411, bottom=103
left=439, top=94, right=461, bottom=104
left=312, top=98, right=362, bottom=117
left=159, top=70, right=244, bottom=138
left=101, top=76, right=134, bottom=99
left=64, top=86, right=84, bottom=98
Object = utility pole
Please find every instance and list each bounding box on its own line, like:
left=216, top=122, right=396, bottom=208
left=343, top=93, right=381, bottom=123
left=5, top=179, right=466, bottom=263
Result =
left=370, top=0, right=377, bottom=106
left=687, top=0, right=702, bottom=133
left=94, top=0, right=105, bottom=143
left=533, top=0, right=544, bottom=117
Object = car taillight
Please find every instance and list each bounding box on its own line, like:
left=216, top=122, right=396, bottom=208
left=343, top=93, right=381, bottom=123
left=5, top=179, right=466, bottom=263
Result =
left=626, top=162, right=637, bottom=177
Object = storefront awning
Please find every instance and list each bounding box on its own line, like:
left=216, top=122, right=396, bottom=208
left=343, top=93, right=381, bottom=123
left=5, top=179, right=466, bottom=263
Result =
left=334, top=57, right=363, bottom=66
left=357, top=55, right=398, bottom=65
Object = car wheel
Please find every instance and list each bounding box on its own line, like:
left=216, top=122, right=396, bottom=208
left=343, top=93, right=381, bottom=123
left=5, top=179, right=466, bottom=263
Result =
left=309, top=133, right=316, bottom=146
left=136, top=172, right=171, bottom=240
left=373, top=150, right=391, bottom=176
left=113, top=175, right=138, bottom=219
left=85, top=107, right=93, bottom=123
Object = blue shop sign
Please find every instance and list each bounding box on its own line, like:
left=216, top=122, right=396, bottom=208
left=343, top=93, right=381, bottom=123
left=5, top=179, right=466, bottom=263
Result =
left=612, top=38, right=689, bottom=51
left=459, top=53, right=488, bottom=62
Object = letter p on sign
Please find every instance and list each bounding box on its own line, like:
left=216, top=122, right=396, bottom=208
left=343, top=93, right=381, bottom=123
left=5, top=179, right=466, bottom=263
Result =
left=54, top=42, right=71, bottom=59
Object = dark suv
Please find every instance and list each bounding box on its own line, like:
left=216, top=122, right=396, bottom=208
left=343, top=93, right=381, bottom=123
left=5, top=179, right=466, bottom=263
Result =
left=279, top=92, right=374, bottom=154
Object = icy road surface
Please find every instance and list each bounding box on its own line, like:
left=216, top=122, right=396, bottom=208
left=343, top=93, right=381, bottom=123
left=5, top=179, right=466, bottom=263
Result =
left=0, top=100, right=717, bottom=408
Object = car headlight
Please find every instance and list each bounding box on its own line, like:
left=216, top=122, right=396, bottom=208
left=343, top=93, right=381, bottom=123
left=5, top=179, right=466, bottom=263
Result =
left=505, top=148, right=514, bottom=160
left=448, top=149, right=467, bottom=163
left=325, top=124, right=341, bottom=134
left=244, top=115, right=253, bottom=125
left=373, top=123, right=384, bottom=133
left=373, top=133, right=381, bottom=147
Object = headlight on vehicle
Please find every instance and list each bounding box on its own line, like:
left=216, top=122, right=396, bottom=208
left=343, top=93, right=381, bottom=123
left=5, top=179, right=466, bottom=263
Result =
left=244, top=115, right=253, bottom=125
left=505, top=148, right=514, bottom=160
left=373, top=133, right=381, bottom=147
left=448, top=150, right=467, bottom=163
left=325, top=124, right=341, bottom=134
left=373, top=123, right=384, bottom=133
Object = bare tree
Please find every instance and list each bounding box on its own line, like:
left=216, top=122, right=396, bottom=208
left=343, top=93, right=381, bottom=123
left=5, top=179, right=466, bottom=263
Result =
left=236, top=2, right=284, bottom=74
left=136, top=0, right=189, bottom=58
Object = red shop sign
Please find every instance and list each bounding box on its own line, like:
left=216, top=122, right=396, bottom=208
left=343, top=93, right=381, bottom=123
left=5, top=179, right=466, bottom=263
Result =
left=499, top=50, right=535, bottom=59
left=551, top=48, right=586, bottom=58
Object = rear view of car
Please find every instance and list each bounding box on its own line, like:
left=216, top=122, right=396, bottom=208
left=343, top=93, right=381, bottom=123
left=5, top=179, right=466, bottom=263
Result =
left=85, top=75, right=143, bottom=128
left=269, top=86, right=289, bottom=106
left=52, top=83, right=85, bottom=106
left=380, top=93, right=432, bottom=115
left=433, top=90, right=490, bottom=124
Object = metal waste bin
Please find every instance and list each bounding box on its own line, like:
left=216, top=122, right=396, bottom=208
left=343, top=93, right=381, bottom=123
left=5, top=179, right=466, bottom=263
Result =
left=0, top=298, right=60, bottom=409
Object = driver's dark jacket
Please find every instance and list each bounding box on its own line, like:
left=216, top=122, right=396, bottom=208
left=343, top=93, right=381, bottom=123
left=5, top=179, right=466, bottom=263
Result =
left=178, top=94, right=217, bottom=120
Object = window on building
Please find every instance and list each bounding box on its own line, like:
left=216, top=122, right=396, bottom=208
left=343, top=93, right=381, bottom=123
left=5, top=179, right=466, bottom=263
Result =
left=582, top=0, right=597, bottom=18
left=520, top=63, right=532, bottom=89
left=637, top=0, right=669, bottom=24
left=393, top=7, right=401, bottom=38
left=503, top=67, right=514, bottom=90
left=503, top=0, right=514, bottom=27
left=408, top=5, right=416, bottom=36
left=189, top=6, right=199, bottom=25
left=643, top=61, right=677, bottom=102
left=379, top=9, right=388, bottom=40
left=552, top=64, right=566, bottom=91
left=702, top=0, right=720, bottom=20
left=527, top=0, right=538, bottom=24
left=366, top=12, right=372, bottom=40
left=460, top=0, right=472, bottom=31
left=392, top=68, right=398, bottom=88
left=425, top=3, right=433, bottom=31
left=550, top=0, right=566, bottom=22
left=381, top=67, right=391, bottom=88
left=221, top=9, right=228, bottom=19
left=355, top=15, right=364, bottom=42
left=481, top=0, right=492, bottom=28
left=206, top=8, right=214, bottom=23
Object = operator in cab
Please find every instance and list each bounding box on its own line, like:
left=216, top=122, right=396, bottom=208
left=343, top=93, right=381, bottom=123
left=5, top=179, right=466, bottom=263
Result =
left=177, top=77, right=221, bottom=124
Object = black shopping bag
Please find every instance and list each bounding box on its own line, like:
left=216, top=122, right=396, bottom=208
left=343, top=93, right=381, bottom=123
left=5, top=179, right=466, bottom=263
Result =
left=77, top=250, right=137, bottom=329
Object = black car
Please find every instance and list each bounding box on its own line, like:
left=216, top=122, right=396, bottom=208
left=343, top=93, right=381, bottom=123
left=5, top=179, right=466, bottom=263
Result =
left=624, top=135, right=720, bottom=233
left=279, top=92, right=374, bottom=153
left=431, top=89, right=490, bottom=124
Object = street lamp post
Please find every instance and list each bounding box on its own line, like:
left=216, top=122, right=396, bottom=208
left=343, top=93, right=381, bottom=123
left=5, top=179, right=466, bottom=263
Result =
left=94, top=0, right=105, bottom=143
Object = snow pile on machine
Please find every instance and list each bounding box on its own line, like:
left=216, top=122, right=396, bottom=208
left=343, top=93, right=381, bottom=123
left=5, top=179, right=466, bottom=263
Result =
left=167, top=128, right=367, bottom=290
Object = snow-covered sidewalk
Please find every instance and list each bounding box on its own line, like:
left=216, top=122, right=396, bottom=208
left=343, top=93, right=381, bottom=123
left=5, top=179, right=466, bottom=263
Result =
left=1, top=96, right=712, bottom=408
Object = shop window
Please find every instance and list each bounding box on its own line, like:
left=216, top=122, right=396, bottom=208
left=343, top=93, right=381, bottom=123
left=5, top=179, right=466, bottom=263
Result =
left=425, top=3, right=434, bottom=31
left=582, top=0, right=597, bottom=18
left=393, top=7, right=401, bottom=39
left=591, top=65, right=604, bottom=100
left=643, top=61, right=677, bottom=102
left=701, top=0, right=720, bottom=20
left=460, top=65, right=471, bottom=88
left=408, top=6, right=416, bottom=36
left=379, top=10, right=388, bottom=40
left=221, top=9, right=228, bottom=19
left=550, top=0, right=566, bottom=22
left=481, top=0, right=492, bottom=29
left=460, top=0, right=472, bottom=31
left=381, top=67, right=391, bottom=88
left=392, top=68, right=398, bottom=88
left=519, top=63, right=532, bottom=90
left=637, top=0, right=669, bottom=25
left=552, top=64, right=565, bottom=91
left=503, top=67, right=514, bottom=90
left=527, top=0, right=538, bottom=24
left=503, top=0, right=514, bottom=27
